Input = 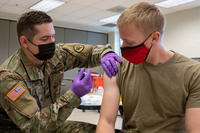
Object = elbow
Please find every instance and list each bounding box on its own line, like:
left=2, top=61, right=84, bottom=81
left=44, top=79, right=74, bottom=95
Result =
left=186, top=129, right=200, bottom=133
left=96, top=118, right=115, bottom=133
left=186, top=127, right=200, bottom=133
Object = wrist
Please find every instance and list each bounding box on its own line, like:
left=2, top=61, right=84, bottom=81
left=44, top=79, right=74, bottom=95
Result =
left=70, top=87, right=81, bottom=98
left=101, top=47, right=114, bottom=59
left=102, top=51, right=115, bottom=58
left=64, top=89, right=81, bottom=107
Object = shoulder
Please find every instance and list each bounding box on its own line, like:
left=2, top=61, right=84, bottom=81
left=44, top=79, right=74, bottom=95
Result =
left=0, top=50, right=21, bottom=73
left=115, top=57, right=134, bottom=86
left=56, top=43, right=86, bottom=54
left=54, top=43, right=86, bottom=61
left=174, top=52, right=198, bottom=64
left=0, top=71, right=38, bottom=118
left=116, top=57, right=134, bottom=76
left=54, top=43, right=93, bottom=62
left=0, top=71, right=24, bottom=96
left=174, top=52, right=200, bottom=72
left=0, top=70, right=23, bottom=81
left=173, top=53, right=200, bottom=89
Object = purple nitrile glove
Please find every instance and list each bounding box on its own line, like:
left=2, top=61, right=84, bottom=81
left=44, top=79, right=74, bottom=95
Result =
left=101, top=52, right=122, bottom=77
left=71, top=68, right=92, bottom=98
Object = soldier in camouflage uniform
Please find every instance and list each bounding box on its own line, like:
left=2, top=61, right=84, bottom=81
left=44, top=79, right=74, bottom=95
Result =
left=0, top=11, right=122, bottom=133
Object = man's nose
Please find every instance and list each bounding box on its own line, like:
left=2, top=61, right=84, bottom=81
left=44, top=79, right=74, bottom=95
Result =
left=121, top=41, right=126, bottom=47
left=50, top=36, right=55, bottom=42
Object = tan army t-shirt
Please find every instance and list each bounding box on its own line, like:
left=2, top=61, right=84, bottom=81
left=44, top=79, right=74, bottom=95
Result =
left=116, top=52, right=200, bottom=133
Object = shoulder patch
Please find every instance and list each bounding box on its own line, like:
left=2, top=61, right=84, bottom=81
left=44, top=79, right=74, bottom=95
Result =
left=73, top=45, right=85, bottom=53
left=7, top=83, right=25, bottom=102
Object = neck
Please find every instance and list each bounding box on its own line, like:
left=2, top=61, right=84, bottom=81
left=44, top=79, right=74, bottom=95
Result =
left=146, top=43, right=174, bottom=65
left=22, top=48, right=44, bottom=66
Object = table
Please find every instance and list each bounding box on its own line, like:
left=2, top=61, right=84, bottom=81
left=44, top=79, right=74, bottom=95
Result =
left=77, top=103, right=123, bottom=116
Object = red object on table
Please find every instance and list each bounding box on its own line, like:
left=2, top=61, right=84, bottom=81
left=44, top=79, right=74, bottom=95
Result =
left=91, top=76, right=104, bottom=92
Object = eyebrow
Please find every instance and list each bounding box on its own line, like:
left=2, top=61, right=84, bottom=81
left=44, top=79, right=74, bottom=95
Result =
left=40, top=34, right=55, bottom=39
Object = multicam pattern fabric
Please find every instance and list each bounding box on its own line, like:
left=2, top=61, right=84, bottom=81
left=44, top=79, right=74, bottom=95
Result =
left=0, top=43, right=113, bottom=133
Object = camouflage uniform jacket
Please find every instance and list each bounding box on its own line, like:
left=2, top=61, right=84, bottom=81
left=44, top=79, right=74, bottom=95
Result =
left=0, top=43, right=113, bottom=133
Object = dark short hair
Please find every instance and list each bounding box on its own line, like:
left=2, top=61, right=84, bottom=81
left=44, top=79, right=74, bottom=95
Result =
left=17, top=11, right=53, bottom=40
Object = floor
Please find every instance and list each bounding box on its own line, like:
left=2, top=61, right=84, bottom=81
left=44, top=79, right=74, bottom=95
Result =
left=68, top=108, right=123, bottom=130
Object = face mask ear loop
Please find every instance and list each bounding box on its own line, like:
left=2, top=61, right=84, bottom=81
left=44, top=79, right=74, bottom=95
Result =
left=143, top=32, right=155, bottom=61
left=27, top=38, right=38, bottom=47
left=26, top=38, right=39, bottom=56
left=144, top=45, right=152, bottom=60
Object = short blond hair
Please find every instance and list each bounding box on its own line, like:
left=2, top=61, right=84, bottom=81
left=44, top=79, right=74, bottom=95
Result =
left=117, top=2, right=165, bottom=37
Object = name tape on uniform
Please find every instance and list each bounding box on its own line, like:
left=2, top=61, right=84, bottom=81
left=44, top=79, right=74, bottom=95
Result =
left=7, top=83, right=25, bottom=101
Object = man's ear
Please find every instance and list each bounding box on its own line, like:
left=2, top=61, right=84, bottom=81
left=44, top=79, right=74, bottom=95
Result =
left=19, top=36, right=28, bottom=48
left=152, top=32, right=160, bottom=43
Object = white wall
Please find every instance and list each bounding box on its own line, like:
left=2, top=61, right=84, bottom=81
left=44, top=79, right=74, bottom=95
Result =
left=108, top=30, right=121, bottom=55
left=164, top=6, right=200, bottom=58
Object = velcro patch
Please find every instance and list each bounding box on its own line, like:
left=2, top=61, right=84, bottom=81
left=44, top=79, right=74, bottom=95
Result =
left=7, top=83, right=25, bottom=102
left=73, top=45, right=85, bottom=53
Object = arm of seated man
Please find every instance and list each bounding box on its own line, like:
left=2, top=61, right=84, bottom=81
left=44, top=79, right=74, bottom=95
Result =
left=185, top=67, right=200, bottom=133
left=185, top=108, right=200, bottom=133
left=96, top=72, right=120, bottom=133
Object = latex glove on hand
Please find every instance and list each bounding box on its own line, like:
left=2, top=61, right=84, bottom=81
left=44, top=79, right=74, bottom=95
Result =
left=71, top=68, right=92, bottom=98
left=101, top=52, right=122, bottom=77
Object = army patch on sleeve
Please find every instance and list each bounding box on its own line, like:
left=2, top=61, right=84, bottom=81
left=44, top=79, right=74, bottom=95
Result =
left=73, top=45, right=85, bottom=53
left=7, top=83, right=25, bottom=102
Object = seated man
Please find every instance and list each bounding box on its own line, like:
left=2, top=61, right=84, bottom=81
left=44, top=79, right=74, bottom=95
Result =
left=97, top=2, right=200, bottom=133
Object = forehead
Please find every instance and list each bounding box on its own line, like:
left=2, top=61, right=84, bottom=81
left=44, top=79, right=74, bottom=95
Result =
left=34, top=23, right=55, bottom=36
left=118, top=23, right=144, bottom=40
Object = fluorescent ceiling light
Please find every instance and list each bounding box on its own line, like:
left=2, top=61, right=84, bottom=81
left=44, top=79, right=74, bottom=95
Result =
left=155, top=0, right=195, bottom=8
left=100, top=14, right=121, bottom=24
left=30, top=0, right=64, bottom=12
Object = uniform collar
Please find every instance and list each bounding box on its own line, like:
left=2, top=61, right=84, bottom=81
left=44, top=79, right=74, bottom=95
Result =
left=19, top=49, right=44, bottom=81
left=19, top=48, right=64, bottom=81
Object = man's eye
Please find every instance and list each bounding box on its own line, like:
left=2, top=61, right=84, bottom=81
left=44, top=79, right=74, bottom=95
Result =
left=126, top=42, right=132, bottom=45
left=41, top=38, right=48, bottom=41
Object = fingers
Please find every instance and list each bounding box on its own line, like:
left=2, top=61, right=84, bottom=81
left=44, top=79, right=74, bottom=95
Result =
left=82, top=69, right=93, bottom=90
left=82, top=69, right=92, bottom=83
left=106, top=59, right=116, bottom=76
left=114, top=55, right=122, bottom=64
left=77, top=68, right=85, bottom=79
left=83, top=69, right=91, bottom=80
left=110, top=58, right=118, bottom=73
left=101, top=53, right=122, bottom=77
left=102, top=62, right=112, bottom=77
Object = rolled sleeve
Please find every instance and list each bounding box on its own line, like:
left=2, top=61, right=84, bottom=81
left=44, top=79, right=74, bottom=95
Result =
left=63, top=89, right=81, bottom=108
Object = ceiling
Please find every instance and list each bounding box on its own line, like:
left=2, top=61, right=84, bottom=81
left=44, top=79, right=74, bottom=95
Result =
left=0, top=0, right=200, bottom=33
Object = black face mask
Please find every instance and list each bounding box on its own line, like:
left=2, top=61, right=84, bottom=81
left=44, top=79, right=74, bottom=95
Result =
left=28, top=39, right=56, bottom=61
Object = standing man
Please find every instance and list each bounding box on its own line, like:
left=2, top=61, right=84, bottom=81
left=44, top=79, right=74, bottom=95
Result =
left=97, top=2, right=200, bottom=133
left=0, top=11, right=122, bottom=133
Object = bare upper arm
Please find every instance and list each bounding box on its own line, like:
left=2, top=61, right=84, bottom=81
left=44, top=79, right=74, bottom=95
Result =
left=99, top=72, right=120, bottom=124
left=185, top=108, right=200, bottom=132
